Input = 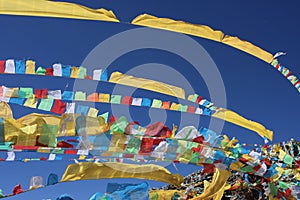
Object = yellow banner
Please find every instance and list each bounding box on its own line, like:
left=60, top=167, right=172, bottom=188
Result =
left=132, top=14, right=224, bottom=42
left=0, top=0, right=119, bottom=22
left=221, top=36, right=273, bottom=63
left=61, top=162, right=184, bottom=186
left=212, top=108, right=273, bottom=140
left=109, top=71, right=186, bottom=99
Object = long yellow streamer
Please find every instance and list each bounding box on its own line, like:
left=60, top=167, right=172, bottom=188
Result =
left=148, top=168, right=231, bottom=200
left=191, top=169, right=231, bottom=200
left=132, top=14, right=224, bottom=42
left=0, top=0, right=119, bottom=22
left=221, top=35, right=273, bottom=63
left=109, top=71, right=186, bottom=99
left=212, top=108, right=273, bottom=140
left=132, top=14, right=273, bottom=63
left=61, top=162, right=184, bottom=187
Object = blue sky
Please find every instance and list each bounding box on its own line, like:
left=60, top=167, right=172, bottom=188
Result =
left=0, top=0, right=300, bottom=199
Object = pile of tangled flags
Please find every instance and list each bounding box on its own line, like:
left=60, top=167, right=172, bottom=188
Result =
left=1, top=115, right=300, bottom=199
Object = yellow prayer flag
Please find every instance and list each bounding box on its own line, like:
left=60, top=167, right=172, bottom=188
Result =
left=87, top=108, right=99, bottom=118
left=25, top=60, right=36, bottom=74
left=99, top=93, right=110, bottom=103
left=70, top=67, right=80, bottom=78
left=24, top=98, right=38, bottom=108
left=170, top=102, right=180, bottom=111
left=278, top=149, right=286, bottom=161
left=20, top=124, right=37, bottom=134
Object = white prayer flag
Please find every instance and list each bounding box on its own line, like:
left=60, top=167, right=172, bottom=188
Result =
left=6, top=151, right=15, bottom=161
left=53, top=63, right=62, bottom=76
left=93, top=69, right=102, bottom=81
left=195, top=107, right=203, bottom=114
left=4, top=59, right=15, bottom=73
left=48, top=90, right=62, bottom=99
left=132, top=98, right=142, bottom=106
left=48, top=154, right=56, bottom=160
left=65, top=102, right=75, bottom=113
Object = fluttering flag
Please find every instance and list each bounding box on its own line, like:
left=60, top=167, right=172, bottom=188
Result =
left=61, top=162, right=184, bottom=186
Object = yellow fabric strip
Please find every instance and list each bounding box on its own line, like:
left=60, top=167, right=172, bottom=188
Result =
left=131, top=14, right=273, bottom=63
left=132, top=14, right=224, bottom=42
left=0, top=101, right=13, bottom=118
left=0, top=0, right=119, bottom=22
left=221, top=36, right=273, bottom=63
left=149, top=190, right=183, bottom=200
left=191, top=169, right=231, bottom=200
left=61, top=162, right=184, bottom=187
left=212, top=108, right=273, bottom=140
left=109, top=71, right=186, bottom=99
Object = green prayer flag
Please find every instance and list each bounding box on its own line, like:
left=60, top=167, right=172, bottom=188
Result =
left=270, top=183, right=278, bottom=196
left=190, top=152, right=199, bottom=164
left=19, top=87, right=34, bottom=98
left=278, top=181, right=290, bottom=189
left=39, top=124, right=58, bottom=147
left=191, top=94, right=199, bottom=102
left=151, top=99, right=162, bottom=108
left=110, top=95, right=122, bottom=104
left=38, top=99, right=54, bottom=111
left=240, top=165, right=255, bottom=173
left=125, top=137, right=141, bottom=154
left=150, top=192, right=158, bottom=200
left=52, top=149, right=65, bottom=154
left=283, top=154, right=294, bottom=165
left=110, top=116, right=128, bottom=133
left=36, top=66, right=46, bottom=75
left=74, top=91, right=86, bottom=101
left=179, top=105, right=188, bottom=112
left=78, top=66, right=87, bottom=79
left=187, top=141, right=198, bottom=149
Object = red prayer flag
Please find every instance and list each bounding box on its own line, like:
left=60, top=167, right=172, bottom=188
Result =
left=65, top=149, right=77, bottom=154
left=85, top=75, right=93, bottom=80
left=196, top=96, right=202, bottom=104
left=123, top=154, right=134, bottom=158
left=51, top=100, right=66, bottom=114
left=193, top=135, right=205, bottom=144
left=87, top=93, right=99, bottom=102
left=121, top=96, right=132, bottom=105
left=46, top=68, right=54, bottom=76
left=57, top=141, right=74, bottom=148
left=109, top=115, right=117, bottom=124
left=162, top=101, right=170, bottom=109
left=0, top=60, right=5, bottom=73
left=13, top=184, right=23, bottom=195
left=13, top=145, right=39, bottom=150
left=34, top=89, right=48, bottom=98
left=202, top=163, right=215, bottom=174
left=187, top=106, right=196, bottom=113
left=139, top=137, right=154, bottom=154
